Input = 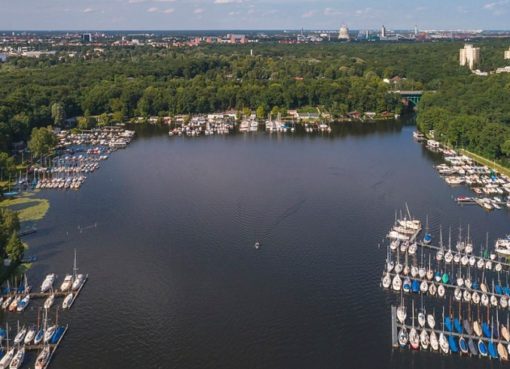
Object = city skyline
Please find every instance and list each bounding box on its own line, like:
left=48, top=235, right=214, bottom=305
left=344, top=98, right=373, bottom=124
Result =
left=0, top=0, right=509, bottom=31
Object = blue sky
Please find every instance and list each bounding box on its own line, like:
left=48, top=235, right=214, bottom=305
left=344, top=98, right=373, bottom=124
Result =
left=0, top=0, right=509, bottom=30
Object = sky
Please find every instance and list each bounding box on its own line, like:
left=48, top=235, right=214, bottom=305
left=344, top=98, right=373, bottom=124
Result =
left=0, top=0, right=509, bottom=31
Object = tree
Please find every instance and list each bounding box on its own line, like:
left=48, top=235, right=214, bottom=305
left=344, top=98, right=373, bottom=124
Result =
left=5, top=233, right=23, bottom=262
left=28, top=127, right=57, bottom=159
left=1, top=209, right=19, bottom=236
left=97, top=113, right=110, bottom=127
left=256, top=105, right=266, bottom=120
left=51, top=103, right=66, bottom=127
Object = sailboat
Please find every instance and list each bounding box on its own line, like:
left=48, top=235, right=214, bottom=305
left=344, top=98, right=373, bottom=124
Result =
left=0, top=324, right=14, bottom=369
left=43, top=293, right=54, bottom=310
left=23, top=326, right=36, bottom=345
left=439, top=308, right=449, bottom=354
left=397, top=293, right=407, bottom=324
left=420, top=328, right=429, bottom=350
left=13, top=326, right=26, bottom=346
left=430, top=329, right=439, bottom=351
left=436, top=226, right=444, bottom=261
left=465, top=224, right=473, bottom=254
left=409, top=301, right=420, bottom=350
left=34, top=346, right=51, bottom=369
left=62, top=293, right=73, bottom=309
left=392, top=274, right=402, bottom=291
left=423, top=215, right=431, bottom=245
left=9, top=346, right=25, bottom=369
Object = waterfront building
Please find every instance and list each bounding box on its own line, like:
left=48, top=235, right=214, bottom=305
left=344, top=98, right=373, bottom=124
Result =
left=459, top=44, right=480, bottom=70
left=338, top=25, right=350, bottom=40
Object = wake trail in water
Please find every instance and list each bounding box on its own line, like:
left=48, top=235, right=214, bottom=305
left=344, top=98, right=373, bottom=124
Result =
left=262, top=198, right=307, bottom=238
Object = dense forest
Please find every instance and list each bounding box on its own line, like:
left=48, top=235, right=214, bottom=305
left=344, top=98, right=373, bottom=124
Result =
left=416, top=71, right=510, bottom=166
left=1, top=39, right=510, bottom=167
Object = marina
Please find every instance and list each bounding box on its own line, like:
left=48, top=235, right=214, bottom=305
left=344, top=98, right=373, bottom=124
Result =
left=415, top=133, right=510, bottom=212
left=381, top=206, right=510, bottom=362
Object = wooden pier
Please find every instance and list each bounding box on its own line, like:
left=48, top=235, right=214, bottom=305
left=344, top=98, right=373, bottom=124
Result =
left=382, top=271, right=510, bottom=306
left=412, top=241, right=510, bottom=271
left=391, top=304, right=510, bottom=355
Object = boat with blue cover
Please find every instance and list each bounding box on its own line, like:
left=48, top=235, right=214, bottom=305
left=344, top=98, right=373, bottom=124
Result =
left=479, top=340, right=488, bottom=356
left=50, top=326, right=65, bottom=344
left=411, top=280, right=420, bottom=293
left=483, top=322, right=491, bottom=338
left=454, top=318, right=463, bottom=334
left=488, top=341, right=498, bottom=359
left=448, top=335, right=458, bottom=353
left=445, top=316, right=453, bottom=332
left=459, top=337, right=468, bottom=354
left=442, top=273, right=449, bottom=284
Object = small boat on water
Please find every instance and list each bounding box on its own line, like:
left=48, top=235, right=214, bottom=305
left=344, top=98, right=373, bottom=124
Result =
left=498, top=342, right=509, bottom=361
left=430, top=331, right=439, bottom=351
left=0, top=348, right=15, bottom=369
left=44, top=294, right=54, bottom=310
left=62, top=293, right=73, bottom=309
left=33, top=329, right=44, bottom=345
left=9, top=347, right=25, bottom=369
left=398, top=328, right=408, bottom=348
left=60, top=275, right=73, bottom=292
left=478, top=340, right=488, bottom=357
left=23, top=326, right=36, bottom=345
left=8, top=297, right=19, bottom=312
left=420, top=329, right=429, bottom=350
left=72, top=274, right=84, bottom=291
left=459, top=336, right=468, bottom=354
left=34, top=346, right=51, bottom=369
left=1, top=296, right=11, bottom=310
left=439, top=332, right=449, bottom=354
left=392, top=275, right=402, bottom=291
left=43, top=325, right=56, bottom=343
left=40, top=274, right=56, bottom=293
left=254, top=242, right=260, bottom=250
left=468, top=338, right=478, bottom=356
left=16, top=295, right=29, bottom=312
left=13, top=327, right=26, bottom=345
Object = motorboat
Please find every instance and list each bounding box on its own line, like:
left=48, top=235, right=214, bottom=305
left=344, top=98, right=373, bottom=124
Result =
left=72, top=274, right=84, bottom=291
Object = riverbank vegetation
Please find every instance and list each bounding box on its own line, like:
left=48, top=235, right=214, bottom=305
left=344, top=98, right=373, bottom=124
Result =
left=417, top=72, right=510, bottom=168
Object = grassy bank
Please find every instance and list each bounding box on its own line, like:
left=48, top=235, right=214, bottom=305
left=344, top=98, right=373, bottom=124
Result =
left=0, top=193, right=49, bottom=222
left=458, top=149, right=510, bottom=178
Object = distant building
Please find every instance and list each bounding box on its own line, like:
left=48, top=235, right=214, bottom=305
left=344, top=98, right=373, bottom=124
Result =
left=0, top=53, right=6, bottom=62
left=228, top=34, right=247, bottom=44
left=82, top=33, right=93, bottom=43
left=505, top=47, right=510, bottom=59
left=338, top=25, right=350, bottom=40
left=381, top=25, right=387, bottom=38
left=459, top=44, right=480, bottom=70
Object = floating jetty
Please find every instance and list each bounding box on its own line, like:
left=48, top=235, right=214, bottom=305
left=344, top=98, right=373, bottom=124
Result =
left=391, top=305, right=510, bottom=355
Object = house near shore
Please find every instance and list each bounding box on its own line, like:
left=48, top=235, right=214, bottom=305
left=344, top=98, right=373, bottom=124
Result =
left=296, top=112, right=320, bottom=121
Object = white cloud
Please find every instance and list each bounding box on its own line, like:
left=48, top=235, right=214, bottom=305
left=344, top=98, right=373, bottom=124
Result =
left=301, top=10, right=316, bottom=18
left=214, top=0, right=243, bottom=4
left=163, top=8, right=174, bottom=13
left=83, top=7, right=94, bottom=13
left=147, top=7, right=159, bottom=12
left=483, top=0, right=509, bottom=14
left=323, top=7, right=342, bottom=16
left=194, top=8, right=204, bottom=14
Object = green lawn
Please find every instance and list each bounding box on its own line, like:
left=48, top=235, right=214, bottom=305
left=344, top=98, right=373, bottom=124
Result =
left=0, top=194, right=49, bottom=222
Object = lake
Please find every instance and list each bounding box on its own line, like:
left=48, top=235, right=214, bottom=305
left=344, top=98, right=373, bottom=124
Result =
left=20, top=119, right=510, bottom=369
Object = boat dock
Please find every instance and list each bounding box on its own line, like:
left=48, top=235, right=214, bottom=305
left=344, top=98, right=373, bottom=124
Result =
left=67, top=274, right=88, bottom=309
left=413, top=241, right=510, bottom=270
left=391, top=304, right=510, bottom=356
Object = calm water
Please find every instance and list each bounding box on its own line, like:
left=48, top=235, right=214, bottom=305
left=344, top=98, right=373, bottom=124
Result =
left=18, top=120, right=510, bottom=369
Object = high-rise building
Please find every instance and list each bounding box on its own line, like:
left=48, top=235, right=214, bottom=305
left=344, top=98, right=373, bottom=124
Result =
left=82, top=33, right=93, bottom=43
left=459, top=44, right=480, bottom=70
left=505, top=47, right=510, bottom=59
left=381, top=25, right=386, bottom=38
left=338, top=25, right=350, bottom=40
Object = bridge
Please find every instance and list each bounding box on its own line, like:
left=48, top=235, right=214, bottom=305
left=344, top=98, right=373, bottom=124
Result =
left=389, top=90, right=429, bottom=106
